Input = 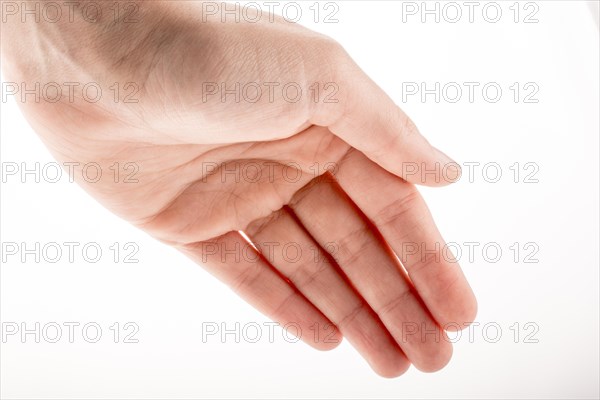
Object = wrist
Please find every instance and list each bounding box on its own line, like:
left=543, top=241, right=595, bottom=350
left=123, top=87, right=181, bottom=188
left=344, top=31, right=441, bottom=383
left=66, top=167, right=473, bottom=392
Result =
left=1, top=1, right=170, bottom=83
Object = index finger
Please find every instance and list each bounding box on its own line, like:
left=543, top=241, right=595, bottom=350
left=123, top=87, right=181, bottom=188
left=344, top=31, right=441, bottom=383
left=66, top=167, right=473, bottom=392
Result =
left=334, top=149, right=477, bottom=328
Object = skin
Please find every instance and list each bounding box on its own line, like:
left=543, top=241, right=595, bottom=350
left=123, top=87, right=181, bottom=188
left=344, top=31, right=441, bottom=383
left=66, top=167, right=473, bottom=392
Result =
left=1, top=1, right=477, bottom=377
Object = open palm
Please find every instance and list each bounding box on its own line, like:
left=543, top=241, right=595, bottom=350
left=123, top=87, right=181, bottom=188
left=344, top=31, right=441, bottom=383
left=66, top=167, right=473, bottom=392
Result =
left=2, top=1, right=476, bottom=377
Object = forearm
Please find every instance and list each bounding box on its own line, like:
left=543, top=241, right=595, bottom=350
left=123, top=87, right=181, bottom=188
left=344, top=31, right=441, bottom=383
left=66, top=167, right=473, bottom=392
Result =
left=1, top=1, right=178, bottom=83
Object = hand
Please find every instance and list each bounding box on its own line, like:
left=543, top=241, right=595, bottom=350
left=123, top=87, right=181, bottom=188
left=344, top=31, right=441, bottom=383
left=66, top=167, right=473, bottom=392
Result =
left=2, top=1, right=476, bottom=377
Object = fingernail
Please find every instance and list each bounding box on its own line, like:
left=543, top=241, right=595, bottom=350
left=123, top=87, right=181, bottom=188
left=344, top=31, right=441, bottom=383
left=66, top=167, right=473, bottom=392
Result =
left=434, top=147, right=461, bottom=183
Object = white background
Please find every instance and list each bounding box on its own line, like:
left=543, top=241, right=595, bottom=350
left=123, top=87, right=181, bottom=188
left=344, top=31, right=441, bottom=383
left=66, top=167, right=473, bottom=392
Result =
left=1, top=1, right=599, bottom=398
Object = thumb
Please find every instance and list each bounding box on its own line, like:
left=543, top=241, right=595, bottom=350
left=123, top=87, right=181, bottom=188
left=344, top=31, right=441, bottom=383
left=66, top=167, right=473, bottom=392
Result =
left=311, top=45, right=460, bottom=187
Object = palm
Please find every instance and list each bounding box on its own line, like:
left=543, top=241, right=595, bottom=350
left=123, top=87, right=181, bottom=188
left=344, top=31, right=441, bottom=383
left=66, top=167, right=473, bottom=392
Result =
left=22, top=97, right=348, bottom=241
